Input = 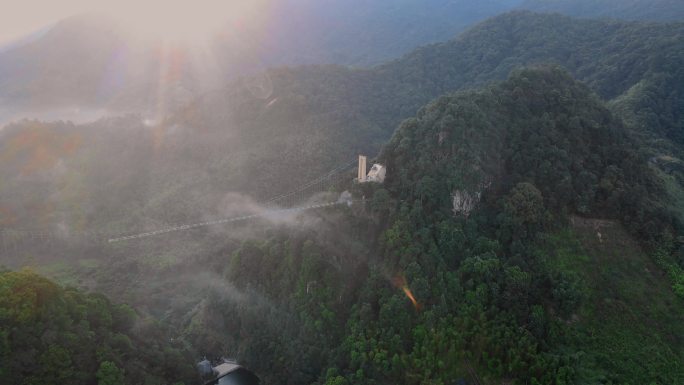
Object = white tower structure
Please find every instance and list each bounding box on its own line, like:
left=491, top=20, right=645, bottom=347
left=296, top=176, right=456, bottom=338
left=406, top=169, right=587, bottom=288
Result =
left=358, top=155, right=367, bottom=182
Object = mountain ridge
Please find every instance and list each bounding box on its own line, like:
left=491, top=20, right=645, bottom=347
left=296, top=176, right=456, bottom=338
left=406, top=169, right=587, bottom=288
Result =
left=1, top=12, right=683, bottom=235
left=521, top=0, right=684, bottom=21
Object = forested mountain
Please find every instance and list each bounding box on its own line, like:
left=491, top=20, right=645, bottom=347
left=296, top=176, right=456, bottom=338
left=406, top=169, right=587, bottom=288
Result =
left=3, top=11, right=681, bottom=237
left=379, top=66, right=674, bottom=243
left=183, top=67, right=684, bottom=384
left=168, top=10, right=684, bottom=200
left=521, top=0, right=684, bottom=21
left=372, top=66, right=683, bottom=384
left=0, top=0, right=521, bottom=119
left=0, top=269, right=197, bottom=385
left=2, top=0, right=682, bottom=122
left=2, top=10, right=684, bottom=385
left=5, top=66, right=682, bottom=384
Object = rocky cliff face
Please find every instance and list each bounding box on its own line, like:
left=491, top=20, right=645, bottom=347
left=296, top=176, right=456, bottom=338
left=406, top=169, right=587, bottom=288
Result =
left=451, top=189, right=480, bottom=216
left=452, top=177, right=492, bottom=216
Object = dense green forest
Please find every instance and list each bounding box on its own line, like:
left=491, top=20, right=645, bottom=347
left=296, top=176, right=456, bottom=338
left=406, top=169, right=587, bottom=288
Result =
left=0, top=269, right=197, bottom=385
left=2, top=10, right=684, bottom=385
left=176, top=67, right=684, bottom=384
left=521, top=0, right=684, bottom=21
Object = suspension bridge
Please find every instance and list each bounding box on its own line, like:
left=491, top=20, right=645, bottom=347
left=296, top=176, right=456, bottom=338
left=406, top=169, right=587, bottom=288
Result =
left=0, top=157, right=365, bottom=249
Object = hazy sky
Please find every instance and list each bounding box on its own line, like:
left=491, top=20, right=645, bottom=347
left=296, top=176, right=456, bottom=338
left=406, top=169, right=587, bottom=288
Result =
left=1, top=0, right=255, bottom=44
left=1, top=0, right=99, bottom=43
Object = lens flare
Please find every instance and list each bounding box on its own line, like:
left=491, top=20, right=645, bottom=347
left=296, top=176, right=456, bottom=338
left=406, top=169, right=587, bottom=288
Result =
left=393, top=275, right=421, bottom=311
left=402, top=286, right=420, bottom=310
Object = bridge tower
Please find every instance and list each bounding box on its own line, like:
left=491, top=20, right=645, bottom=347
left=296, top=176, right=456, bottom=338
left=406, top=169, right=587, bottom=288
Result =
left=358, top=155, right=367, bottom=183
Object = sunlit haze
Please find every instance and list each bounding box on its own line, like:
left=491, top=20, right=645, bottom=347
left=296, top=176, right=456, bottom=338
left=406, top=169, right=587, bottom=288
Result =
left=1, top=0, right=265, bottom=44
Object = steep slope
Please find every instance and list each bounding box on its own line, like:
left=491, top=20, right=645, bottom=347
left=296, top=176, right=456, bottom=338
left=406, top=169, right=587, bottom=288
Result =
left=182, top=67, right=683, bottom=384
left=373, top=11, right=684, bottom=113
left=521, top=0, right=684, bottom=21
left=543, top=221, right=684, bottom=383
left=363, top=66, right=682, bottom=383
left=379, top=65, right=675, bottom=252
